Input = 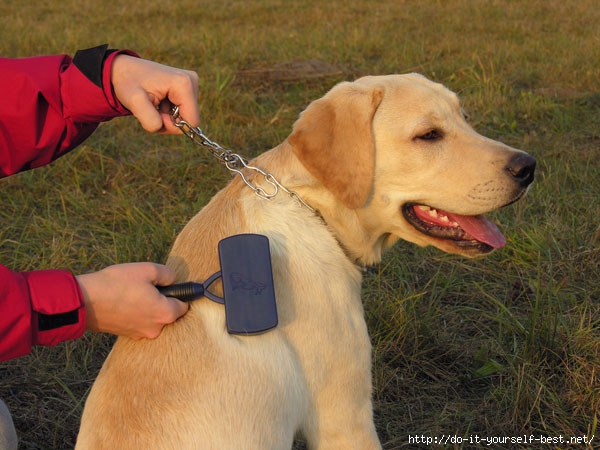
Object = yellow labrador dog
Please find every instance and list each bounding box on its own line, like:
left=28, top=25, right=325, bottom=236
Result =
left=77, top=74, right=535, bottom=449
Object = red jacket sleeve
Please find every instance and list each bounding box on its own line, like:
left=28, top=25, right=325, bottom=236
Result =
left=0, top=45, right=137, bottom=361
left=0, top=267, right=86, bottom=361
left=0, top=44, right=136, bottom=176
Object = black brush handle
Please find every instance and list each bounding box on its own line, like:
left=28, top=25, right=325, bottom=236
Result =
left=158, top=282, right=205, bottom=302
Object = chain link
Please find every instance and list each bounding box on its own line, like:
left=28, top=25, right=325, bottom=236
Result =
left=170, top=106, right=314, bottom=212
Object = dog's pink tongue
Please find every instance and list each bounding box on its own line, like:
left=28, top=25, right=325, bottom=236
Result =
left=447, top=212, right=507, bottom=248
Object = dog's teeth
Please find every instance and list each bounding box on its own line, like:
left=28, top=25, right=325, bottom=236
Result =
left=417, top=205, right=431, bottom=211
left=451, top=221, right=459, bottom=227
left=440, top=216, right=449, bottom=223
left=428, top=209, right=438, bottom=218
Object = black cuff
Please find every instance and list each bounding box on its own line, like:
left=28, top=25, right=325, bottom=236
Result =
left=72, top=44, right=117, bottom=88
left=38, top=310, right=79, bottom=331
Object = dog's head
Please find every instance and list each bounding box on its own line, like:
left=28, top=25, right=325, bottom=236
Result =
left=288, top=73, right=535, bottom=262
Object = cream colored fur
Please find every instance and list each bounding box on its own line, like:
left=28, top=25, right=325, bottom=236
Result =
left=76, top=74, right=533, bottom=449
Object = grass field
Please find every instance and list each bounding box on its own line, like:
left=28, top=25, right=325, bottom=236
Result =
left=1, top=0, right=599, bottom=449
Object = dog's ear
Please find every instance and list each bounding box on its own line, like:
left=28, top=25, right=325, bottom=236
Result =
left=288, top=82, right=384, bottom=209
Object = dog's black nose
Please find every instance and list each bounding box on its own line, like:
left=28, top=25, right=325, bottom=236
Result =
left=506, top=153, right=536, bottom=187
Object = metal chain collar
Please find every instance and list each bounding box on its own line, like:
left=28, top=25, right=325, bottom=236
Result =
left=170, top=105, right=314, bottom=212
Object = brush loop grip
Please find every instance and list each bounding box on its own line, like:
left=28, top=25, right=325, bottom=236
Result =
left=158, top=282, right=205, bottom=302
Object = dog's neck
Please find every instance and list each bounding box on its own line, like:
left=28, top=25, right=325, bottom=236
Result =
left=313, top=209, right=368, bottom=267
left=247, top=142, right=385, bottom=267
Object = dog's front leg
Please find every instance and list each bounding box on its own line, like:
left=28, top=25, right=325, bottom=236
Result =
left=309, top=404, right=381, bottom=450
left=300, top=330, right=382, bottom=450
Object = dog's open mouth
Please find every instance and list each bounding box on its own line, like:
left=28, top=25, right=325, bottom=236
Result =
left=402, top=203, right=506, bottom=252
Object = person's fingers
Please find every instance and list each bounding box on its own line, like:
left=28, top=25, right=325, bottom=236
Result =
left=158, top=72, right=200, bottom=135
left=111, top=55, right=200, bottom=134
left=162, top=297, right=190, bottom=323
left=166, top=70, right=200, bottom=127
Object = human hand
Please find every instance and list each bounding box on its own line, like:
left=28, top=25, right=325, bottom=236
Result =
left=77, top=262, right=189, bottom=339
left=111, top=55, right=200, bottom=134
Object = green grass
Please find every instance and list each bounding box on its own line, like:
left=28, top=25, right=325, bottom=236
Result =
left=1, top=1, right=599, bottom=449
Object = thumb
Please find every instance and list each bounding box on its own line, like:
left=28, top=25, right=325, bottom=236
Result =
left=125, top=89, right=164, bottom=133
left=151, top=263, right=177, bottom=287
left=151, top=264, right=189, bottom=321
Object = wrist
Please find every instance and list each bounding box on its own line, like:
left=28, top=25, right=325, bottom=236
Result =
left=70, top=44, right=139, bottom=117
left=103, top=51, right=139, bottom=114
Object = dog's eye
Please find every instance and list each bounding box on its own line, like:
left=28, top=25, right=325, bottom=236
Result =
left=417, top=130, right=442, bottom=141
